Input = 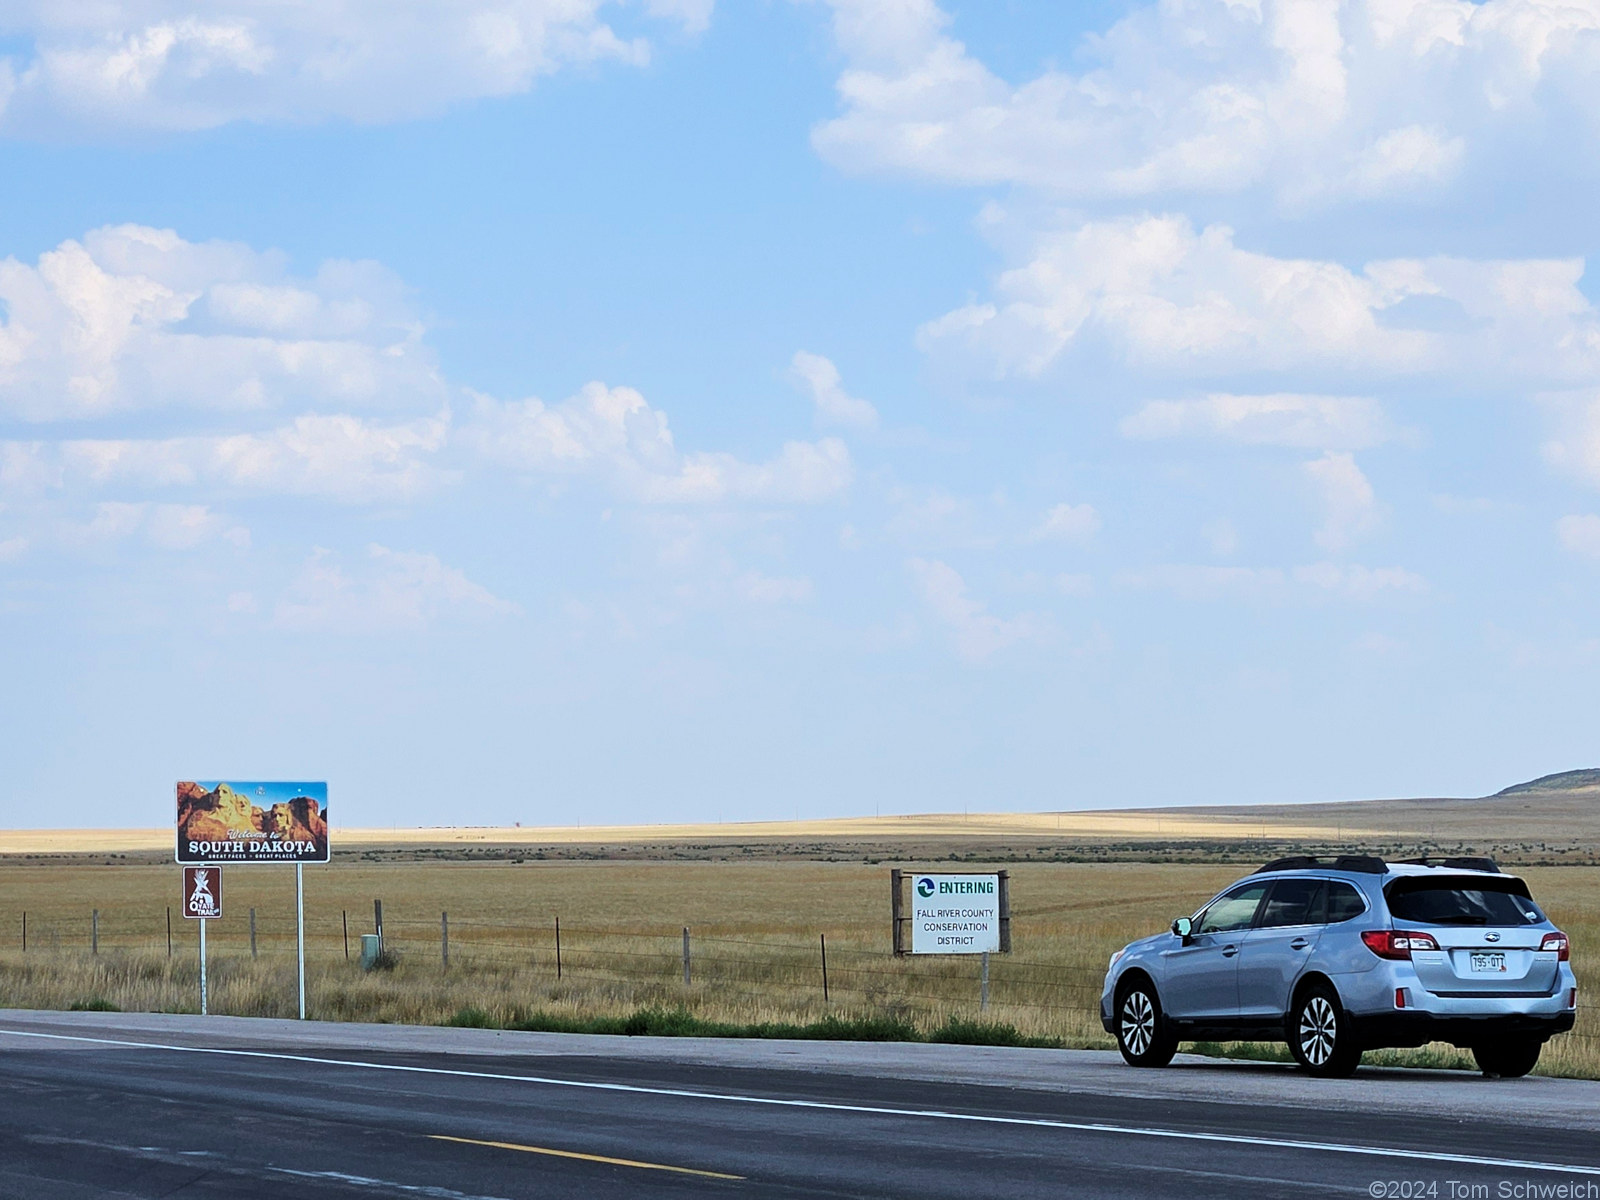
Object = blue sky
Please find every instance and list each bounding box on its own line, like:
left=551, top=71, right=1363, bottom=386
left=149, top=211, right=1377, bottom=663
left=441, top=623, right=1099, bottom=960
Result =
left=4, top=0, right=1600, bottom=829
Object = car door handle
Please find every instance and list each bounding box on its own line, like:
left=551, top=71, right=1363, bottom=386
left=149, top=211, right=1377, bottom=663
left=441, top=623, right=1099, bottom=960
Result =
left=1290, top=938, right=1310, bottom=951
left=1221, top=944, right=1238, bottom=957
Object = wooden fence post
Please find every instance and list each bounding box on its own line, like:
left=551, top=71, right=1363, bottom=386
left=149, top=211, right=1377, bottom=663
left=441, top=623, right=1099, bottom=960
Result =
left=92, top=910, right=99, bottom=956
left=250, top=908, right=258, bottom=959
left=682, top=927, right=691, bottom=987
left=820, top=933, right=829, bottom=1003
left=441, top=912, right=449, bottom=968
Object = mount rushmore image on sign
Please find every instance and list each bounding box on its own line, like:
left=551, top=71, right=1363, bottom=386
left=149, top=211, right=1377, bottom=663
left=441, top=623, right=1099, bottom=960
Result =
left=176, top=781, right=329, bottom=864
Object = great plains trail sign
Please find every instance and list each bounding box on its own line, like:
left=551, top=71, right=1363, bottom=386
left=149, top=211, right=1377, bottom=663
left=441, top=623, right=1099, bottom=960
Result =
left=182, top=866, right=222, bottom=919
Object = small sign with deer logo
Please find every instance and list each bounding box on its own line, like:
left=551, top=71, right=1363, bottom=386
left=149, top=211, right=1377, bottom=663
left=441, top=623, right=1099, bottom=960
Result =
left=183, top=866, right=222, bottom=920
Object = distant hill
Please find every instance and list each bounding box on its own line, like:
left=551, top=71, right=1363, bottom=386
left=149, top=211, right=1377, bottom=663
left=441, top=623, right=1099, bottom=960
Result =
left=1494, top=769, right=1600, bottom=796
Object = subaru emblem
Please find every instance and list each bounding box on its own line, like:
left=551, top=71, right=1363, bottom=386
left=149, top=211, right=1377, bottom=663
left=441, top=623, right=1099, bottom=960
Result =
left=1485, top=932, right=1501, bottom=942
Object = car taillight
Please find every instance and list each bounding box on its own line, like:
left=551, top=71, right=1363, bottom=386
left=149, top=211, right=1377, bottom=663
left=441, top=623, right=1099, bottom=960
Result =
left=1541, top=932, right=1570, bottom=962
left=1362, top=930, right=1440, bottom=960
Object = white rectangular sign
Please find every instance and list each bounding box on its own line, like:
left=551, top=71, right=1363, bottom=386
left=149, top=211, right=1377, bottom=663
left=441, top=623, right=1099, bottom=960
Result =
left=910, top=873, right=1001, bottom=954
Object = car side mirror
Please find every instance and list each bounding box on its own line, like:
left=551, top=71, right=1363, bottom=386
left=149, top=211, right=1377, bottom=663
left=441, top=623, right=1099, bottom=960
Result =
left=1171, top=916, right=1193, bottom=941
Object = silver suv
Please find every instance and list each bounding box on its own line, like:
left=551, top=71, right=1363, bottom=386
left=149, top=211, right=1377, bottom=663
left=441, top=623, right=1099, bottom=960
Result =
left=1100, top=855, right=1577, bottom=1077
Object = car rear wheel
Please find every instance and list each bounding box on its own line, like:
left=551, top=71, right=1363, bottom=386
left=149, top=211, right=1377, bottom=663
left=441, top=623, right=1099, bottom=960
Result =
left=1287, top=984, right=1362, bottom=1077
left=1116, top=978, right=1177, bottom=1068
left=1472, top=1037, right=1542, bottom=1079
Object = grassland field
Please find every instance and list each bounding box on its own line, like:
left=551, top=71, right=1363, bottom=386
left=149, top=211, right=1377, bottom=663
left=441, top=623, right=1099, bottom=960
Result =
left=0, top=856, right=1594, bottom=1078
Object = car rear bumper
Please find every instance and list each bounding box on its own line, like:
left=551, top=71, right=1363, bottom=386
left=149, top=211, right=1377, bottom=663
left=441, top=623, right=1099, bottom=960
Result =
left=1349, top=1009, right=1575, bottom=1049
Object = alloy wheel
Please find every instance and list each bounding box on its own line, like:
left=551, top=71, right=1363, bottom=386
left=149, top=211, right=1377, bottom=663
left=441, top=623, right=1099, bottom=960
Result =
left=1121, top=990, right=1154, bottom=1056
left=1299, top=995, right=1337, bottom=1066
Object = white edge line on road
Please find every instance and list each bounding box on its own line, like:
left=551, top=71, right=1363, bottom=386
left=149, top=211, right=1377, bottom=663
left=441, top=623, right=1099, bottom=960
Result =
left=2, top=1027, right=1596, bottom=1178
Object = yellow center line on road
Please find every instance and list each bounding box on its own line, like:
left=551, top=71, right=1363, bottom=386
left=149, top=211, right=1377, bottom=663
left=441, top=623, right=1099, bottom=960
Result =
left=427, top=1134, right=744, bottom=1181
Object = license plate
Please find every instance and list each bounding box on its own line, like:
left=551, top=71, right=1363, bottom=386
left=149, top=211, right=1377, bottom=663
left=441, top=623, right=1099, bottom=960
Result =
left=1470, top=952, right=1507, bottom=973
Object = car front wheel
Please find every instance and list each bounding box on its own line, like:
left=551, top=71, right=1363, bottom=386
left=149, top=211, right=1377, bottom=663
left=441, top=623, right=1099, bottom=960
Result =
left=1287, top=984, right=1362, bottom=1077
left=1116, top=978, right=1177, bottom=1068
left=1472, top=1037, right=1542, bottom=1079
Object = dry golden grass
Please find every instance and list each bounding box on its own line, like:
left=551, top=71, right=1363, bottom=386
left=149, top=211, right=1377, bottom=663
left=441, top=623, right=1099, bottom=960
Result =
left=0, top=859, right=1593, bottom=1076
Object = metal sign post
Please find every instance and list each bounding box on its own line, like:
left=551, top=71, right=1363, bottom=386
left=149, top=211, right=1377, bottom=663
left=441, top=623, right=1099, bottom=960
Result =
left=296, top=863, right=306, bottom=1020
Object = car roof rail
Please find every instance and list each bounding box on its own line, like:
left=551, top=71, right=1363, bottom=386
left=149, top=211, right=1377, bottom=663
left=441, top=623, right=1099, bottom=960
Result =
left=1394, top=855, right=1501, bottom=873
left=1253, top=855, right=1321, bottom=874
left=1330, top=854, right=1387, bottom=874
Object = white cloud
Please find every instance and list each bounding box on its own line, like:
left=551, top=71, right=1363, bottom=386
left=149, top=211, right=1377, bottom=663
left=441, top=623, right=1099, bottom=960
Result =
left=908, top=556, right=1046, bottom=661
left=1028, top=502, right=1101, bottom=543
left=1202, top=518, right=1239, bottom=557
left=2, top=413, right=452, bottom=504
left=65, top=501, right=249, bottom=550
left=1118, top=561, right=1424, bottom=601
left=1557, top=513, right=1600, bottom=559
left=1304, top=450, right=1380, bottom=551
left=1544, top=394, right=1600, bottom=488
left=0, top=2, right=707, bottom=134
left=737, top=572, right=814, bottom=604
left=1121, top=393, right=1397, bottom=449
left=464, top=382, right=852, bottom=504
left=918, top=213, right=1600, bottom=384
left=812, top=0, right=1598, bottom=207
left=788, top=351, right=879, bottom=429
left=0, top=536, right=27, bottom=562
left=272, top=544, right=519, bottom=632
left=0, top=225, right=440, bottom=421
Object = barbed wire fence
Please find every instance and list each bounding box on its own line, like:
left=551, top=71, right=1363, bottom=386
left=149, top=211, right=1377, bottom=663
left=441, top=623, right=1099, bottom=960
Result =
left=0, top=902, right=1593, bottom=1057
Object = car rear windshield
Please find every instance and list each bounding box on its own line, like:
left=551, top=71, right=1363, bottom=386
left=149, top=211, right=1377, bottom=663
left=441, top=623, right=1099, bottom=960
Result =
left=1384, top=876, right=1544, bottom=926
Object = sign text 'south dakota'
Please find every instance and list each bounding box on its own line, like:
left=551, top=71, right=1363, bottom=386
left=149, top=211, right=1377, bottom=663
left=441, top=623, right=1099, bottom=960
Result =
left=186, top=840, right=323, bottom=857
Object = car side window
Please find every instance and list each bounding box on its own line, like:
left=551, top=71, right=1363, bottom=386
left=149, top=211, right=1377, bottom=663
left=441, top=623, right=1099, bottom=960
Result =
left=1326, top=881, right=1366, bottom=923
left=1197, top=882, right=1269, bottom=934
left=1258, top=878, right=1326, bottom=928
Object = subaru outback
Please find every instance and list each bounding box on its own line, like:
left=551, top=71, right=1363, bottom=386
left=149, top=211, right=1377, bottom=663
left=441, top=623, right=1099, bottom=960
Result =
left=1100, top=855, right=1577, bottom=1077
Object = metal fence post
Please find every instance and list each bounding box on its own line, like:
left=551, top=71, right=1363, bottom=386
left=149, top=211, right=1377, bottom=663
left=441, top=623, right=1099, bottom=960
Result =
left=820, top=933, right=829, bottom=1003
left=92, top=910, right=98, bottom=956
left=166, top=907, right=172, bottom=958
left=980, top=951, right=989, bottom=1012
left=682, top=927, right=691, bottom=987
left=20, top=912, right=25, bottom=953
left=441, top=912, right=449, bottom=969
left=555, top=916, right=562, bottom=980
left=250, top=908, right=258, bottom=959
left=342, top=910, right=350, bottom=961
left=374, top=899, right=384, bottom=952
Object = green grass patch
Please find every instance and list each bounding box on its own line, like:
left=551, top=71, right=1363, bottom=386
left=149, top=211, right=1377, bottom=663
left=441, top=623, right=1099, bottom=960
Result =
left=439, top=1005, right=1061, bottom=1048
left=68, top=997, right=121, bottom=1012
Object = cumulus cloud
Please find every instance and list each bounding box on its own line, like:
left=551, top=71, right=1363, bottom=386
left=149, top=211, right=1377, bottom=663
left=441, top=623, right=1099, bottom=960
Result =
left=0, top=225, right=440, bottom=421
left=812, top=0, right=1598, bottom=207
left=1304, top=451, right=1380, bottom=551
left=917, top=214, right=1600, bottom=384
left=1121, top=393, right=1397, bottom=449
left=463, top=382, right=852, bottom=504
left=1544, top=394, right=1600, bottom=488
left=1118, top=561, right=1424, bottom=602
left=908, top=556, right=1046, bottom=661
left=788, top=351, right=878, bottom=429
left=64, top=501, right=249, bottom=550
left=1, top=413, right=452, bottom=504
left=272, top=544, right=519, bottom=632
left=0, top=2, right=707, bottom=134
left=1028, top=502, right=1101, bottom=543
left=1557, top=513, right=1600, bottom=558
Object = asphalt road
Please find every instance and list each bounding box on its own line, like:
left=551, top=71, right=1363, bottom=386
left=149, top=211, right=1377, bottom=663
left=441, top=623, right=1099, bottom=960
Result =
left=2, top=1011, right=1598, bottom=1200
